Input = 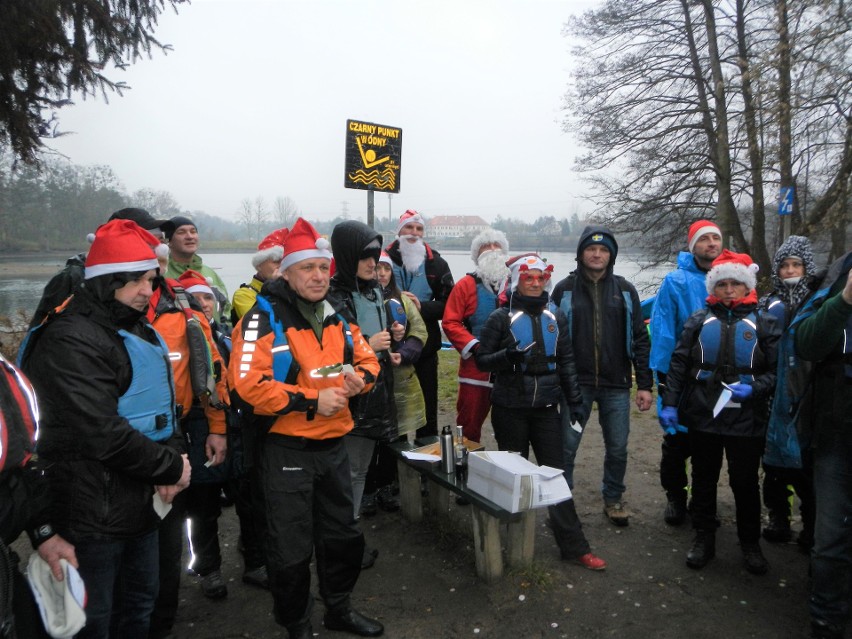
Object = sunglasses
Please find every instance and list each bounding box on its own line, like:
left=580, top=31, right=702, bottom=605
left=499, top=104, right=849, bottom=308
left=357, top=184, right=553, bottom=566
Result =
left=519, top=272, right=551, bottom=283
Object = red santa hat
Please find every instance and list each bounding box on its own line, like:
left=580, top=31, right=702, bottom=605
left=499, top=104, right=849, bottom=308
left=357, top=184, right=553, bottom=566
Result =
left=396, top=209, right=426, bottom=236
left=252, top=227, right=289, bottom=269
left=378, top=250, right=393, bottom=267
left=688, top=219, right=722, bottom=252
left=506, top=252, right=554, bottom=292
left=177, top=269, right=214, bottom=297
left=705, top=249, right=759, bottom=293
left=84, top=219, right=167, bottom=280
left=279, top=218, right=331, bottom=271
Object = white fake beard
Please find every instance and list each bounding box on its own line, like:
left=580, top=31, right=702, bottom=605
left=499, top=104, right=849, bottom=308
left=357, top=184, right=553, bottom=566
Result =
left=476, top=249, right=509, bottom=291
left=398, top=236, right=426, bottom=273
left=783, top=276, right=803, bottom=287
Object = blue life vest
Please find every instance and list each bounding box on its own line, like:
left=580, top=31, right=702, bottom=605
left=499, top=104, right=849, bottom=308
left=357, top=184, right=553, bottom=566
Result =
left=691, top=311, right=760, bottom=385
left=508, top=304, right=558, bottom=372
left=764, top=296, right=786, bottom=326
left=393, top=262, right=432, bottom=302
left=254, top=294, right=354, bottom=384
left=557, top=279, right=635, bottom=359
left=386, top=298, right=407, bottom=329
left=352, top=288, right=387, bottom=360
left=116, top=329, right=176, bottom=442
left=469, top=279, right=498, bottom=340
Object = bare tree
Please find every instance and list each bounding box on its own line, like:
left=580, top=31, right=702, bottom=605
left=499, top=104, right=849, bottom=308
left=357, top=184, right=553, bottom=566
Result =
left=273, top=196, right=300, bottom=229
left=564, top=0, right=851, bottom=269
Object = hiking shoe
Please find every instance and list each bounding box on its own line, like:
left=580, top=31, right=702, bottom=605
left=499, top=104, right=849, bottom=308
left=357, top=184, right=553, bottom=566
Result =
left=604, top=501, right=630, bottom=527
left=664, top=499, right=687, bottom=526
left=242, top=565, right=269, bottom=590
left=686, top=531, right=715, bottom=569
left=376, top=485, right=400, bottom=512
left=569, top=552, right=607, bottom=571
left=360, top=492, right=378, bottom=518
left=200, top=569, right=228, bottom=599
left=742, top=543, right=769, bottom=575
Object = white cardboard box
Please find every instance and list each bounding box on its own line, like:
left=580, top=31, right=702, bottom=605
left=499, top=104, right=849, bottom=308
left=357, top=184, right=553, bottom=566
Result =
left=466, top=451, right=572, bottom=513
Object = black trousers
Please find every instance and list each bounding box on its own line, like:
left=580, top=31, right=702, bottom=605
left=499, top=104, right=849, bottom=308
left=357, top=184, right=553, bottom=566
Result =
left=491, top=405, right=591, bottom=560
left=660, top=431, right=692, bottom=503
left=689, top=430, right=764, bottom=543
left=261, top=435, right=364, bottom=629
left=414, top=351, right=439, bottom=439
left=148, top=490, right=187, bottom=639
left=763, top=458, right=815, bottom=536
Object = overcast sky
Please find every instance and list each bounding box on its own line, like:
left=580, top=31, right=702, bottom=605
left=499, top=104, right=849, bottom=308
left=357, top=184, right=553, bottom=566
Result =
left=48, top=0, right=599, bottom=224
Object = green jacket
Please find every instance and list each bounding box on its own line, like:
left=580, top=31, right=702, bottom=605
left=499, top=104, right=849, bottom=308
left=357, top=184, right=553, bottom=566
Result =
left=796, top=256, right=852, bottom=447
left=166, top=255, right=231, bottom=321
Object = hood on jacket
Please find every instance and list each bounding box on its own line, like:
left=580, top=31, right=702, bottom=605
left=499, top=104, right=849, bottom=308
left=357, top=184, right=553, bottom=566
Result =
left=771, top=235, right=816, bottom=288
left=330, top=220, right=383, bottom=290
left=576, top=225, right=618, bottom=269
left=677, top=250, right=709, bottom=274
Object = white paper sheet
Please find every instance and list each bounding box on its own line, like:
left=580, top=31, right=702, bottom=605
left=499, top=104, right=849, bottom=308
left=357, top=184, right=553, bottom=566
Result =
left=152, top=490, right=172, bottom=519
left=402, top=451, right=441, bottom=462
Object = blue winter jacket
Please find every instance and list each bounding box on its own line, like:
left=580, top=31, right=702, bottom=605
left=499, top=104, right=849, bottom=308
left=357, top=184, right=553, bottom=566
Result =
left=649, top=252, right=709, bottom=374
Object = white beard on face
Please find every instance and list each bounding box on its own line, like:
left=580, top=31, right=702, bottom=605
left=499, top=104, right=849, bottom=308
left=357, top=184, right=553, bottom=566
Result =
left=398, top=236, right=426, bottom=273
left=476, top=249, right=509, bottom=291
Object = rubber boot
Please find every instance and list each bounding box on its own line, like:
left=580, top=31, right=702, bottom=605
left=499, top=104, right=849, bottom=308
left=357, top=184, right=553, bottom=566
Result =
left=686, top=530, right=715, bottom=569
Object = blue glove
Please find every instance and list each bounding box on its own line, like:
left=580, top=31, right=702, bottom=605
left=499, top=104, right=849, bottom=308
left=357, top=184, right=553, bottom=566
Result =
left=729, top=383, right=753, bottom=402
left=659, top=406, right=679, bottom=436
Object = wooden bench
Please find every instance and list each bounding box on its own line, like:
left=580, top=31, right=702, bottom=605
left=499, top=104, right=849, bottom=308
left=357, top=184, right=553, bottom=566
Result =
left=387, top=439, right=536, bottom=582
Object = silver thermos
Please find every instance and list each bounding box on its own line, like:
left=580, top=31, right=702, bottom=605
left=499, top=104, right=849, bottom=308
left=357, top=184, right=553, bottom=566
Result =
left=440, top=425, right=455, bottom=474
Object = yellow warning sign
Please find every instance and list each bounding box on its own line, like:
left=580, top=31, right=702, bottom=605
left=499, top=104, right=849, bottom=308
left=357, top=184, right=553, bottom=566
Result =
left=344, top=119, right=402, bottom=193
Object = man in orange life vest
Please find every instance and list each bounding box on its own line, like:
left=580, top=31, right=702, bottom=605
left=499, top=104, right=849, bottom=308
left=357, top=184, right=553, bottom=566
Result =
left=230, top=218, right=383, bottom=638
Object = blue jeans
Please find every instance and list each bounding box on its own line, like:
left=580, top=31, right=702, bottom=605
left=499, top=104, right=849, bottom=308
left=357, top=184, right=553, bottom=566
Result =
left=809, top=435, right=852, bottom=631
left=562, top=387, right=630, bottom=503
left=72, top=529, right=159, bottom=639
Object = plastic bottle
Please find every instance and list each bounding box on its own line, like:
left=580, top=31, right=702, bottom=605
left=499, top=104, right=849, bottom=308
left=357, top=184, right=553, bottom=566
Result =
left=440, top=425, right=455, bottom=474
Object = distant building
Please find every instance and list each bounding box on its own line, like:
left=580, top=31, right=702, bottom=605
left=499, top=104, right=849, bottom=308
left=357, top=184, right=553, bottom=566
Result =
left=427, top=215, right=490, bottom=238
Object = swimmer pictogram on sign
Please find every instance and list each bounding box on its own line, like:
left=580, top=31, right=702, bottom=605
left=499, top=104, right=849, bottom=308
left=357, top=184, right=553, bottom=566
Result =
left=344, top=119, right=402, bottom=193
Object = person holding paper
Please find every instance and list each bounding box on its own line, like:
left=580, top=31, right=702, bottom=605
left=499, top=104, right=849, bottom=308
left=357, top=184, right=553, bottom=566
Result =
left=475, top=253, right=606, bottom=571
left=229, top=218, right=383, bottom=638
left=19, top=220, right=191, bottom=639
left=659, top=250, right=780, bottom=575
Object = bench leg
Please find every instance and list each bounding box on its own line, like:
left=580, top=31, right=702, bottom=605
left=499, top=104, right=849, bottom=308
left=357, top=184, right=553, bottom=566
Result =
left=397, top=460, right=423, bottom=523
left=427, top=481, right=450, bottom=516
left=470, top=507, right=503, bottom=582
left=506, top=510, right=536, bottom=568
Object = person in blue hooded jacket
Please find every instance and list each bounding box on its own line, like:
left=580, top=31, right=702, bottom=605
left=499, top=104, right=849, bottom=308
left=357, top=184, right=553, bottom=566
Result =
left=649, top=220, right=723, bottom=526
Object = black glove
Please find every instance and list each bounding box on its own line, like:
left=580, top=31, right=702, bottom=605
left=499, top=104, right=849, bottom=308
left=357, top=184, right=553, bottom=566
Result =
left=568, top=405, right=585, bottom=425
left=505, top=347, right=526, bottom=364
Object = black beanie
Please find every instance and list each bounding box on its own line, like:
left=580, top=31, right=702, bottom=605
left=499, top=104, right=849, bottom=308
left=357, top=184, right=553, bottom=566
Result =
left=163, top=216, right=196, bottom=240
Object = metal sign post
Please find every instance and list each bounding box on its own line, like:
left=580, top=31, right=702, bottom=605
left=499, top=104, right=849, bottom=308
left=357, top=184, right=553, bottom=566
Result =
left=344, top=119, right=403, bottom=228
left=779, top=186, right=794, bottom=241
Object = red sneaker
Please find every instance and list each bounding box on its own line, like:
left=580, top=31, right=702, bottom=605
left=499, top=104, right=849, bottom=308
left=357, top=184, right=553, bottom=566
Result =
left=572, top=553, right=606, bottom=571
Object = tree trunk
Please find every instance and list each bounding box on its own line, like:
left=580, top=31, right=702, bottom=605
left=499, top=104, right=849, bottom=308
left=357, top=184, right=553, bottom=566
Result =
left=736, top=0, right=771, bottom=273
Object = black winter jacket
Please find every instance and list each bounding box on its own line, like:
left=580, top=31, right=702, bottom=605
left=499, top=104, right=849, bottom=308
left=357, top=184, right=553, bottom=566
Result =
left=328, top=221, right=397, bottom=441
left=551, top=271, right=653, bottom=391
left=662, top=299, right=780, bottom=438
left=20, top=286, right=184, bottom=540
left=475, top=292, right=583, bottom=409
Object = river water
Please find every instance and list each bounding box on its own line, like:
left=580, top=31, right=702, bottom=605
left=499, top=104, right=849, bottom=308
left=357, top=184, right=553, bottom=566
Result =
left=0, top=250, right=669, bottom=324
